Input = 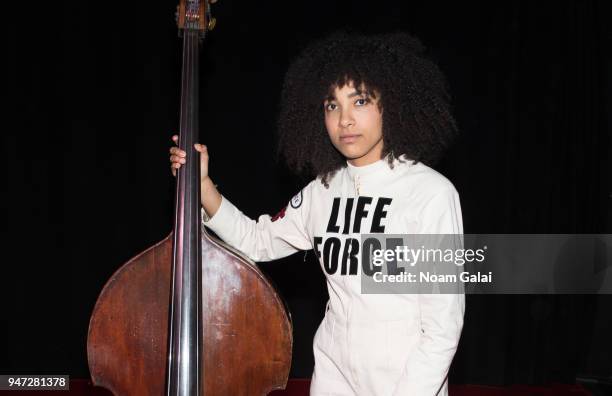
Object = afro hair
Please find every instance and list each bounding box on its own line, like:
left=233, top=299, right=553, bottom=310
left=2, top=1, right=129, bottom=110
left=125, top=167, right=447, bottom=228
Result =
left=276, top=30, right=459, bottom=187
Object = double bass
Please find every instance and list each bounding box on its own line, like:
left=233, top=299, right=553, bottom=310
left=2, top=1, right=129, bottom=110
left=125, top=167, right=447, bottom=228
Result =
left=87, top=1, right=293, bottom=394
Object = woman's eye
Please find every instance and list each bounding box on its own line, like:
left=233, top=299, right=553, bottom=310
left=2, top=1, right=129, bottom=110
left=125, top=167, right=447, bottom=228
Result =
left=356, top=98, right=369, bottom=106
left=325, top=103, right=336, bottom=111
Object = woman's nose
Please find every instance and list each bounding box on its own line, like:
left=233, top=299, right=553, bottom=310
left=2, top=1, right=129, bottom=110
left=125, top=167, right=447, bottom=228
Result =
left=339, top=110, right=354, bottom=127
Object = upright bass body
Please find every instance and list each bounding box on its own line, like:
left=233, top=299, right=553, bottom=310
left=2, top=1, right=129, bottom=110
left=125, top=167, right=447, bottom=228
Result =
left=87, top=231, right=292, bottom=395
left=87, top=0, right=292, bottom=394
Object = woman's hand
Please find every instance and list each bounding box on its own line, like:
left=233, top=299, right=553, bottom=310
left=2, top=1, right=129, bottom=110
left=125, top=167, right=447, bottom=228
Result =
left=169, top=134, right=209, bottom=181
left=169, top=134, right=222, bottom=219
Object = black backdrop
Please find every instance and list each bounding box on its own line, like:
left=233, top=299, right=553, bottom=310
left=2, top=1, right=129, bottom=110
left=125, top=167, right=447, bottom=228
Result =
left=2, top=0, right=611, bottom=387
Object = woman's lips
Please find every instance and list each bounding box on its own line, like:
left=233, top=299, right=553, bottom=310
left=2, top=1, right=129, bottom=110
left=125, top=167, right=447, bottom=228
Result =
left=340, top=134, right=360, bottom=143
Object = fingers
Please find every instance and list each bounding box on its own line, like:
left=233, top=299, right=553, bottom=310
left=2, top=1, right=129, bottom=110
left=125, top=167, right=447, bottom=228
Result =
left=170, top=134, right=184, bottom=177
left=170, top=134, right=209, bottom=178
left=169, top=146, right=186, bottom=157
left=194, top=143, right=208, bottom=153
left=169, top=145, right=207, bottom=157
left=169, top=135, right=206, bottom=155
left=170, top=154, right=185, bottom=163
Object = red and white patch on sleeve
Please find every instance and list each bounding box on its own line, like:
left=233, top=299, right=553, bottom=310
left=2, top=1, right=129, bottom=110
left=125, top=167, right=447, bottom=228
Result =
left=271, top=205, right=287, bottom=222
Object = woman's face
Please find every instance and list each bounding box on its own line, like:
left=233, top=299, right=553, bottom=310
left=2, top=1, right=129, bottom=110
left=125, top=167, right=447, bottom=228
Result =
left=324, top=82, right=384, bottom=167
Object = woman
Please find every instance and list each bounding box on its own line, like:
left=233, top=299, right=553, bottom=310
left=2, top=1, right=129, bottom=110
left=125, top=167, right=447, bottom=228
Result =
left=170, top=30, right=464, bottom=396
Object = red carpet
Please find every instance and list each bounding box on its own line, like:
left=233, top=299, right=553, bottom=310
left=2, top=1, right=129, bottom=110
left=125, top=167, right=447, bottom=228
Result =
left=0, top=379, right=591, bottom=395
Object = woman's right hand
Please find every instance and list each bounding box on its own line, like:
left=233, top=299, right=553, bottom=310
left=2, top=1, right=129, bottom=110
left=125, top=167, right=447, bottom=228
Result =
left=169, top=134, right=221, bottom=218
left=169, top=134, right=209, bottom=181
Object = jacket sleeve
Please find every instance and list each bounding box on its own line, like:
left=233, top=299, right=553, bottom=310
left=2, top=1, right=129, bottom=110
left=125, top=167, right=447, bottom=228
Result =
left=392, top=187, right=466, bottom=396
left=201, top=183, right=313, bottom=262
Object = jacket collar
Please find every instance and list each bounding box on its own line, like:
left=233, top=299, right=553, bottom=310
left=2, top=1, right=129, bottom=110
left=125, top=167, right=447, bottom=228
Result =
left=345, top=153, right=413, bottom=181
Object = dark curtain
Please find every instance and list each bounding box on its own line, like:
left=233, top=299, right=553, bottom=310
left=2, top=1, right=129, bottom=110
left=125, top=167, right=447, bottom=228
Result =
left=2, top=0, right=610, bottom=386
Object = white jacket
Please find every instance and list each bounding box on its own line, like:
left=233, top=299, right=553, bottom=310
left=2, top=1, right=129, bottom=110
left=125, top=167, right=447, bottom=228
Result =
left=203, top=154, right=465, bottom=395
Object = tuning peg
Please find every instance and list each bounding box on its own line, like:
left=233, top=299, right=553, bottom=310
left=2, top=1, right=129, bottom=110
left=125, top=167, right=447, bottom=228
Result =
left=208, top=17, right=216, bottom=30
